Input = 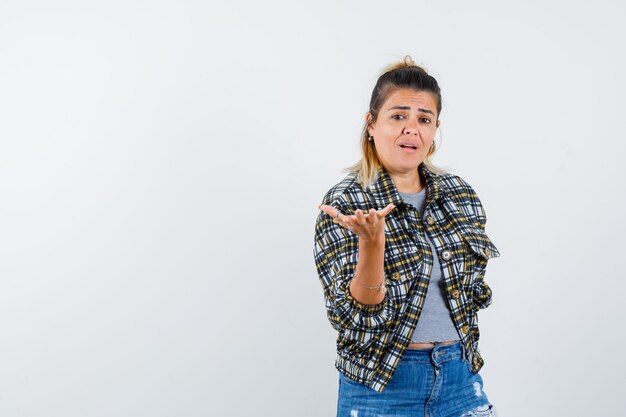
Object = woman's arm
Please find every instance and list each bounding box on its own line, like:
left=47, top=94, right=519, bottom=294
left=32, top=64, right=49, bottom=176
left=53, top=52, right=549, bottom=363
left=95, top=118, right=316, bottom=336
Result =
left=314, top=201, right=396, bottom=333
left=349, top=236, right=386, bottom=305
left=320, top=204, right=392, bottom=306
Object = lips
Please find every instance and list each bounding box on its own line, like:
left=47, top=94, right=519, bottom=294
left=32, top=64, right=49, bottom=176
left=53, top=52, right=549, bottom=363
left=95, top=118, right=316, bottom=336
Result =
left=399, top=140, right=419, bottom=153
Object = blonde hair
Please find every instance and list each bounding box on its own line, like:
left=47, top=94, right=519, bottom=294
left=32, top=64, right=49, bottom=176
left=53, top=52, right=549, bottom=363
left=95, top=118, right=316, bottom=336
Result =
left=343, top=55, right=448, bottom=190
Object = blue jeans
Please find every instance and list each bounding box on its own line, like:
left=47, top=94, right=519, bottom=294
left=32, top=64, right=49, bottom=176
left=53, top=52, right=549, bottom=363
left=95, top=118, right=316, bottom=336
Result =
left=336, top=341, right=497, bottom=417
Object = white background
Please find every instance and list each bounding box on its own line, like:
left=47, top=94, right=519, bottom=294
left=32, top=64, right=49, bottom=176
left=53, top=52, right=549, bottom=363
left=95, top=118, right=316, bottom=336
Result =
left=1, top=1, right=625, bottom=416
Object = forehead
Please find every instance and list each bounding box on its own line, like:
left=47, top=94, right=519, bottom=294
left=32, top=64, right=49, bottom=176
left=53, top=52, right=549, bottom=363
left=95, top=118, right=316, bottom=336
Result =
left=383, top=88, right=438, bottom=111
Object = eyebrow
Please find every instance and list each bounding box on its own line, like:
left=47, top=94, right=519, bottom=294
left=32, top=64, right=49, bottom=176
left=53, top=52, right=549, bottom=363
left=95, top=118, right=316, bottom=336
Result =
left=387, top=105, right=435, bottom=116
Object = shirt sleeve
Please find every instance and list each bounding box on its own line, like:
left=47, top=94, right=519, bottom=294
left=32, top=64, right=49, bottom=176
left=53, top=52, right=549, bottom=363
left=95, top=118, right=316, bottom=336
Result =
left=460, top=178, right=489, bottom=231
left=313, top=197, right=396, bottom=334
left=458, top=177, right=501, bottom=255
left=457, top=177, right=501, bottom=310
left=472, top=279, right=493, bottom=310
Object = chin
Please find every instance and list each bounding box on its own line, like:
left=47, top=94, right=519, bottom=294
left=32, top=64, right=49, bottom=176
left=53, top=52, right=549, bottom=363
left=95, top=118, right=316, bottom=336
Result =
left=395, top=163, right=421, bottom=172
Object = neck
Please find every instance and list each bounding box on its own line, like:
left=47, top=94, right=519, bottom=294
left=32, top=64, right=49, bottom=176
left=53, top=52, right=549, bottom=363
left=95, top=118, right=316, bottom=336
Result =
left=388, top=168, right=424, bottom=193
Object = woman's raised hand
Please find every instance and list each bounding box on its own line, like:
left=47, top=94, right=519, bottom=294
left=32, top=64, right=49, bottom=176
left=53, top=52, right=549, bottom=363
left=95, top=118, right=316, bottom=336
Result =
left=319, top=203, right=396, bottom=243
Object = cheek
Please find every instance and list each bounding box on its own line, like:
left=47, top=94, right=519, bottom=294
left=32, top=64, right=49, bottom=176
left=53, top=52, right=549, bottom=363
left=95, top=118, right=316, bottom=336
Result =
left=379, top=124, right=400, bottom=135
left=421, top=126, right=437, bottom=138
left=378, top=141, right=395, bottom=154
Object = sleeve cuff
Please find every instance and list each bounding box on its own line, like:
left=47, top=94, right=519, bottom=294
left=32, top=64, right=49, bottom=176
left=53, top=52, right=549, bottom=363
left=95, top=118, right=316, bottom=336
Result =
left=344, top=284, right=389, bottom=315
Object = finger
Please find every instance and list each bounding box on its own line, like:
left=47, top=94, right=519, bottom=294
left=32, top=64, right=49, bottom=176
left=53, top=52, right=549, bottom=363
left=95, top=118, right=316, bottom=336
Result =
left=329, top=212, right=347, bottom=226
left=318, top=205, right=333, bottom=217
left=380, top=203, right=396, bottom=217
left=368, top=208, right=381, bottom=223
left=342, top=217, right=355, bottom=229
left=332, top=213, right=345, bottom=224
left=341, top=215, right=354, bottom=227
left=354, top=209, right=367, bottom=225
left=320, top=205, right=343, bottom=220
left=319, top=205, right=335, bottom=217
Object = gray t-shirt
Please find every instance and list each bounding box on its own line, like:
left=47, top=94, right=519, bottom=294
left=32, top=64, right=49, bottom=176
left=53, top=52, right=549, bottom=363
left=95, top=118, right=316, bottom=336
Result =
left=398, top=188, right=461, bottom=343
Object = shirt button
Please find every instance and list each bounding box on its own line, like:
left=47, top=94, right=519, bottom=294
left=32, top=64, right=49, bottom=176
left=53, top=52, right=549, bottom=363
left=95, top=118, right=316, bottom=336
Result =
left=426, top=215, right=435, bottom=225
left=441, top=250, right=451, bottom=260
left=461, top=324, right=470, bottom=334
left=391, top=272, right=401, bottom=281
left=450, top=289, right=460, bottom=299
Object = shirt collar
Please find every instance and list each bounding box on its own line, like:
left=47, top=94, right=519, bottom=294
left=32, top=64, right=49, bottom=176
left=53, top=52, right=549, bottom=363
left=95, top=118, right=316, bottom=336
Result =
left=370, top=162, right=447, bottom=209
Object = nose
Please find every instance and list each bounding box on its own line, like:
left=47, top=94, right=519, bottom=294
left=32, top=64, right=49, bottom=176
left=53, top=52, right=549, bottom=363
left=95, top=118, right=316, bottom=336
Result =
left=403, top=118, right=419, bottom=135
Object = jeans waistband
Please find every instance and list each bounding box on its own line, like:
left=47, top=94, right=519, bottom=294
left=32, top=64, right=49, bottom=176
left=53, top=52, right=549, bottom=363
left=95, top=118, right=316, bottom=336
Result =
left=401, top=340, right=464, bottom=364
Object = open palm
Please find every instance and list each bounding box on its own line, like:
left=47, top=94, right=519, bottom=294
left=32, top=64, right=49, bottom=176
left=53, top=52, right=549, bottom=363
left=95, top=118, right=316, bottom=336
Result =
left=319, top=203, right=396, bottom=243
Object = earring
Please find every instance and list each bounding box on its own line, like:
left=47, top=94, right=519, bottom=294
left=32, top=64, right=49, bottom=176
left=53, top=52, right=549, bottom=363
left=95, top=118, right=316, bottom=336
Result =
left=368, top=135, right=374, bottom=141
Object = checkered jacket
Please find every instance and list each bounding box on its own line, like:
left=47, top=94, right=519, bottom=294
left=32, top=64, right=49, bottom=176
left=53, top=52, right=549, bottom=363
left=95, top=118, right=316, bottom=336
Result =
left=313, top=162, right=501, bottom=392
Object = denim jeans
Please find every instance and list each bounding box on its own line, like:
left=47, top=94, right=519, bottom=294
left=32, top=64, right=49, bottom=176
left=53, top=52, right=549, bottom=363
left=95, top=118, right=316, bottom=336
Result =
left=336, top=341, right=497, bottom=417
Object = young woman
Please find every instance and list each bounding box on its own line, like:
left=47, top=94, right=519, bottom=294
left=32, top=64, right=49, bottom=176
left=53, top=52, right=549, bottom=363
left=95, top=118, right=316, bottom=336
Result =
left=314, top=55, right=501, bottom=417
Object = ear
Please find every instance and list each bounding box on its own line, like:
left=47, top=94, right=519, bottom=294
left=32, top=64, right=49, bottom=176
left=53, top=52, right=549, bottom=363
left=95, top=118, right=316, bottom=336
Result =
left=365, top=112, right=375, bottom=134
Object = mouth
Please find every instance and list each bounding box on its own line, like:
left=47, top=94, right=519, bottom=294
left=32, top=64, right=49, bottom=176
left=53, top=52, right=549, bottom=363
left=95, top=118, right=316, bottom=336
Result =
left=399, top=143, right=418, bottom=153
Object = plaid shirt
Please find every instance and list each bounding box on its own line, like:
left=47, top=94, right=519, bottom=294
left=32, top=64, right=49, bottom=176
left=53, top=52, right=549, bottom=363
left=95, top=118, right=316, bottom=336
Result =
left=313, top=162, right=501, bottom=393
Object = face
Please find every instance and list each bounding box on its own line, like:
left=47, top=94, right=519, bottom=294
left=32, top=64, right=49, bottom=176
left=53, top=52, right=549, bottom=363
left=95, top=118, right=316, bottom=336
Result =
left=367, top=88, right=440, bottom=176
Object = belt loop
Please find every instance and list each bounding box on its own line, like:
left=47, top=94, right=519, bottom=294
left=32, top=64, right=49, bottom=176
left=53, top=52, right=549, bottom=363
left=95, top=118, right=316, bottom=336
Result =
left=460, top=340, right=468, bottom=363
left=430, top=342, right=440, bottom=365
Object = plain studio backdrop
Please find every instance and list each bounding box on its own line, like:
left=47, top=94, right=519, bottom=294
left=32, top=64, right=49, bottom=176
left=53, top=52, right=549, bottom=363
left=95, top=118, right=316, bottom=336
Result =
left=1, top=1, right=624, bottom=416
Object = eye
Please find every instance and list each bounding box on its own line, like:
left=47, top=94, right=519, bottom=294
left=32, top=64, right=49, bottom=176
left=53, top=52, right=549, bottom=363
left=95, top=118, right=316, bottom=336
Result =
left=420, top=117, right=432, bottom=124
left=391, top=114, right=405, bottom=120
